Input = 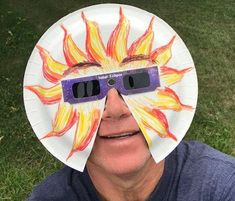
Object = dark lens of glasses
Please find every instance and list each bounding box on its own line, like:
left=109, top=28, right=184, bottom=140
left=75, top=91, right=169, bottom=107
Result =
left=123, top=72, right=150, bottom=90
left=72, top=80, right=100, bottom=98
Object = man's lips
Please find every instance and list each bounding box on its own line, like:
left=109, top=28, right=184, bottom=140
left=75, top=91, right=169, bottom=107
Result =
left=99, top=131, right=140, bottom=139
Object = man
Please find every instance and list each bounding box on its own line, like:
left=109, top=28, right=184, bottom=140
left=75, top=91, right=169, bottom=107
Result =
left=28, top=87, right=235, bottom=201
left=25, top=4, right=234, bottom=200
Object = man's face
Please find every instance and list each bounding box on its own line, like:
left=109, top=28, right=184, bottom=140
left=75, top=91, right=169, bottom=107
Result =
left=88, top=88, right=152, bottom=175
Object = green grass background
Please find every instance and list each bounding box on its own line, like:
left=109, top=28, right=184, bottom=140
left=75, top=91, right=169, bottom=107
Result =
left=0, top=0, right=234, bottom=200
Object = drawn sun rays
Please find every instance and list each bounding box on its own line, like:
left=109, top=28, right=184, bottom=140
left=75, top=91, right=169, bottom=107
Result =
left=25, top=7, right=193, bottom=161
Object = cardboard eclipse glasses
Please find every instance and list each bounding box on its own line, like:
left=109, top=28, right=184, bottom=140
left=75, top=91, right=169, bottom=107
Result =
left=62, top=66, right=160, bottom=104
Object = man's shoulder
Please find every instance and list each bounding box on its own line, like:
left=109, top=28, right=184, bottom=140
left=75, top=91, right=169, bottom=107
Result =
left=177, top=140, right=235, bottom=168
left=27, top=166, right=76, bottom=201
left=174, top=141, right=235, bottom=201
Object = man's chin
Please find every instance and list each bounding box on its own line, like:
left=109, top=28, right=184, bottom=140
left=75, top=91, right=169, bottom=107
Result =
left=87, top=147, right=152, bottom=176
left=87, top=131, right=153, bottom=175
left=104, top=155, right=152, bottom=176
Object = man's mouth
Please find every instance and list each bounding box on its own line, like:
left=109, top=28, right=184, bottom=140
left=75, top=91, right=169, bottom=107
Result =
left=99, top=131, right=140, bottom=139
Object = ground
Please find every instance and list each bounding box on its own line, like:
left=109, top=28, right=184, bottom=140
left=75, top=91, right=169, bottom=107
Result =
left=0, top=0, right=234, bottom=200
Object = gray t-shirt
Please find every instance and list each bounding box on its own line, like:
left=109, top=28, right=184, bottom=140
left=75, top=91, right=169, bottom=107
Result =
left=28, top=141, right=235, bottom=201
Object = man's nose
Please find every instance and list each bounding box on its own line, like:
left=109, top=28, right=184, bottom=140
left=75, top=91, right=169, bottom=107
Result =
left=102, top=88, right=132, bottom=120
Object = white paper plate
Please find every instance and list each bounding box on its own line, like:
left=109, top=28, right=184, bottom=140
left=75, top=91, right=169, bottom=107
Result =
left=23, top=4, right=198, bottom=171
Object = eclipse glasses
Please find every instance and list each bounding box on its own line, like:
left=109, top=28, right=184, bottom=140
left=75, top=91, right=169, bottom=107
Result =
left=62, top=66, right=160, bottom=104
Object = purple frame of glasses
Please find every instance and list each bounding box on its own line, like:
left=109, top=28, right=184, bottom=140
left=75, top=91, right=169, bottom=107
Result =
left=61, top=66, right=160, bottom=104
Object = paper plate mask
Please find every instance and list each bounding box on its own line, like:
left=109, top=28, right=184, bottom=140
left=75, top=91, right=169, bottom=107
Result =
left=23, top=4, right=198, bottom=171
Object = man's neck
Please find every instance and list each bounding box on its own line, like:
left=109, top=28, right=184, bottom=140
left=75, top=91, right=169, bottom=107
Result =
left=87, top=158, right=165, bottom=201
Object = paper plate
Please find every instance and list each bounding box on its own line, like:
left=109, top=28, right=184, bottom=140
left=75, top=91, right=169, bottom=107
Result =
left=23, top=4, right=198, bottom=171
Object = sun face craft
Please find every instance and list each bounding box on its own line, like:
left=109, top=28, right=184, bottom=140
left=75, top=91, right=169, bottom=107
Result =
left=24, top=6, right=196, bottom=171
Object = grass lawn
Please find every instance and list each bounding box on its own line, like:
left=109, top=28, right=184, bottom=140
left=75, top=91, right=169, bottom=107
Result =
left=0, top=0, right=234, bottom=200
